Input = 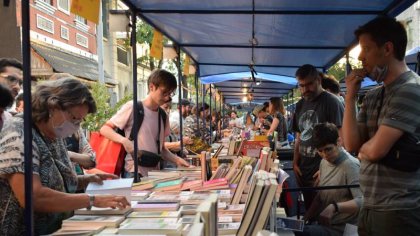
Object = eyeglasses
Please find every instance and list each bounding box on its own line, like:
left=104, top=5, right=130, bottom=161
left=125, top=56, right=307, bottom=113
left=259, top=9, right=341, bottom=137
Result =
left=316, top=145, right=335, bottom=154
left=0, top=74, right=23, bottom=86
left=65, top=110, right=84, bottom=125
left=161, top=88, right=176, bottom=97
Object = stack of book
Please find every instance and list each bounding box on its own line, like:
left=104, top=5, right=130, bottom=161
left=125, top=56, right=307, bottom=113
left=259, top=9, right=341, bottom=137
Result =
left=132, top=202, right=180, bottom=212
left=237, top=171, right=279, bottom=236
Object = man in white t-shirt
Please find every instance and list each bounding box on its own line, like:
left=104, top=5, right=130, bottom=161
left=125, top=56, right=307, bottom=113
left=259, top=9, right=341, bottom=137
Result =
left=100, top=69, right=190, bottom=177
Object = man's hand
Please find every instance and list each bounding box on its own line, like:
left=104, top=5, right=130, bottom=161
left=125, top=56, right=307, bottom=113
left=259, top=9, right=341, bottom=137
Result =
left=183, top=136, right=193, bottom=145
left=176, top=157, right=191, bottom=167
left=313, top=170, right=320, bottom=186
left=121, top=138, right=134, bottom=154
left=345, top=69, right=367, bottom=99
left=318, top=204, right=336, bottom=226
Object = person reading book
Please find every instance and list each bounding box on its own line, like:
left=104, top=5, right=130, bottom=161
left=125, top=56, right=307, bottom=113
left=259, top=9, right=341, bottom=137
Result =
left=296, top=123, right=362, bottom=236
left=0, top=78, right=130, bottom=235
left=100, top=69, right=190, bottom=177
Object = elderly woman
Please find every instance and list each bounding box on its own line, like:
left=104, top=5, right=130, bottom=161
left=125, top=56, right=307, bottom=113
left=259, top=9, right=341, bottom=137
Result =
left=0, top=78, right=129, bottom=235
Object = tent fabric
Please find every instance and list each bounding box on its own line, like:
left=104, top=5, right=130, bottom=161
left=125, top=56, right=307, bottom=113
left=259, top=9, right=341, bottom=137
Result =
left=123, top=0, right=415, bottom=101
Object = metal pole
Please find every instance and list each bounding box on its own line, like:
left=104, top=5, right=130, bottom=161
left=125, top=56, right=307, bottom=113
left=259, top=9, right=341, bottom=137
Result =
left=97, top=0, right=105, bottom=83
left=22, top=0, right=34, bottom=234
left=202, top=85, right=206, bottom=140
left=195, top=71, right=199, bottom=131
left=209, top=86, right=212, bottom=144
left=130, top=10, right=139, bottom=183
left=176, top=46, right=183, bottom=153
left=345, top=52, right=352, bottom=76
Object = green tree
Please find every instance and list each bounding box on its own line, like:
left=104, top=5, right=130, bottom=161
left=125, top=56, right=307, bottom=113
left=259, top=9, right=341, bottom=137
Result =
left=82, top=82, right=133, bottom=131
left=136, top=20, right=193, bottom=99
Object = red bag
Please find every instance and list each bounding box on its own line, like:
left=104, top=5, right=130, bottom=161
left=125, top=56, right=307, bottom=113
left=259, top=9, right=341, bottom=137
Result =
left=89, top=131, right=126, bottom=176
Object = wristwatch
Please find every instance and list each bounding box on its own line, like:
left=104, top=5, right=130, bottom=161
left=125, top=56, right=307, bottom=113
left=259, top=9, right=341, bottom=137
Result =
left=332, top=201, right=339, bottom=213
left=87, top=194, right=95, bottom=210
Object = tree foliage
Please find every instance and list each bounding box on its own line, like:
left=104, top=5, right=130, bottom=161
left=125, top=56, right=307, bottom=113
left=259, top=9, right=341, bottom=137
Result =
left=82, top=82, right=133, bottom=131
left=135, top=20, right=192, bottom=99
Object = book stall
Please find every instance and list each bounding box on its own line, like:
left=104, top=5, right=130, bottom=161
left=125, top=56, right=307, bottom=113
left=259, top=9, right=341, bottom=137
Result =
left=52, top=137, right=293, bottom=236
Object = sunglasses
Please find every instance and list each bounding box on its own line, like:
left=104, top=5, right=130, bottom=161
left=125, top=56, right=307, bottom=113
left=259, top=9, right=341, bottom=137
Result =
left=0, top=74, right=23, bottom=86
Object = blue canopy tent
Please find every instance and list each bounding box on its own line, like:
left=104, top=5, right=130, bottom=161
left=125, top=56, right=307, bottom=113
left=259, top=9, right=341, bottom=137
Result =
left=121, top=0, right=416, bottom=103
left=18, top=1, right=418, bottom=232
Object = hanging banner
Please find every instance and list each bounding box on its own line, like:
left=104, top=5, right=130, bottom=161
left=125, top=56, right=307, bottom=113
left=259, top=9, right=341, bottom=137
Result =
left=70, top=0, right=100, bottom=24
left=183, top=55, right=190, bottom=75
left=150, top=30, right=163, bottom=60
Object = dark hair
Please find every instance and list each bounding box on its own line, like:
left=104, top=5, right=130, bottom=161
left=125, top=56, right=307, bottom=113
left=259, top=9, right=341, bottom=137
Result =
left=230, top=110, right=237, bottom=115
left=15, top=93, right=24, bottom=107
left=321, top=74, right=340, bottom=94
left=0, top=58, right=23, bottom=73
left=32, top=78, right=96, bottom=123
left=263, top=102, right=269, bottom=112
left=147, top=69, right=177, bottom=91
left=269, top=97, right=285, bottom=115
left=355, top=16, right=407, bottom=61
left=295, top=64, right=320, bottom=80
left=196, top=102, right=209, bottom=112
left=312, top=122, right=339, bottom=148
left=0, top=83, right=14, bottom=109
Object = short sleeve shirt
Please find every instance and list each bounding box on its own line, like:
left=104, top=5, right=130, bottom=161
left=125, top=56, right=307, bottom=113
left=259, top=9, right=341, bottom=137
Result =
left=0, top=117, right=77, bottom=235
left=357, top=71, right=420, bottom=210
left=110, top=101, right=170, bottom=175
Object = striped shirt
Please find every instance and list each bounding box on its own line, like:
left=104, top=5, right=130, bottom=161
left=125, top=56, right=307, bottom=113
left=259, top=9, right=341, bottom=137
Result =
left=357, top=70, right=420, bottom=210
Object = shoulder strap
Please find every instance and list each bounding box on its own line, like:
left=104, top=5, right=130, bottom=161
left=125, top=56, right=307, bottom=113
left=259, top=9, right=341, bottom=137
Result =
left=158, top=107, right=167, bottom=130
left=129, top=102, right=167, bottom=153
left=129, top=101, right=145, bottom=141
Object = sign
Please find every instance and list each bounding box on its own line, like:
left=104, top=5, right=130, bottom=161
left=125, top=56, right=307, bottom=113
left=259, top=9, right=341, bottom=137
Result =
left=150, top=29, right=163, bottom=60
left=70, top=0, right=100, bottom=24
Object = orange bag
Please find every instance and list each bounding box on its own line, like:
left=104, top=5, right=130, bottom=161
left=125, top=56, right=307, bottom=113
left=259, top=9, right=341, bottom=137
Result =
left=89, top=131, right=126, bottom=176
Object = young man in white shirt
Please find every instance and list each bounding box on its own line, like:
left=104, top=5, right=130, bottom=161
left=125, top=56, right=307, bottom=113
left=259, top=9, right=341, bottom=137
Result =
left=100, top=69, right=190, bottom=177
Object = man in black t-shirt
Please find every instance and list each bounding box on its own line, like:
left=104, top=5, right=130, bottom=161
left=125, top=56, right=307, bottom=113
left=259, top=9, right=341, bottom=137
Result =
left=291, top=64, right=344, bottom=210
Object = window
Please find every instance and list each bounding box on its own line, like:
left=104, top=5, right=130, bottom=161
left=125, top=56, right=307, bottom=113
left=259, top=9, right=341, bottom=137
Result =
left=75, top=15, right=88, bottom=25
left=57, top=0, right=70, bottom=13
left=117, top=47, right=128, bottom=65
left=36, top=15, right=54, bottom=34
left=60, top=26, right=69, bottom=40
left=76, top=33, right=88, bottom=48
left=38, top=0, right=52, bottom=4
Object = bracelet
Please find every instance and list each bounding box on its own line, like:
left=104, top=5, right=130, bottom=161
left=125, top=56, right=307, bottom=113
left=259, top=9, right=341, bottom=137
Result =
left=332, top=201, right=339, bottom=213
left=86, top=194, right=95, bottom=210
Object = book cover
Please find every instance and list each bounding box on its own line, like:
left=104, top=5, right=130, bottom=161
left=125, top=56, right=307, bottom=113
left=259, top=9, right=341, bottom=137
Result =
left=127, top=211, right=181, bottom=218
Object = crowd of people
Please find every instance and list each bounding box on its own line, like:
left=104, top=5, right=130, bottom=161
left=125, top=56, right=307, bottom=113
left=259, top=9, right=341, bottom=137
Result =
left=0, top=16, right=419, bottom=235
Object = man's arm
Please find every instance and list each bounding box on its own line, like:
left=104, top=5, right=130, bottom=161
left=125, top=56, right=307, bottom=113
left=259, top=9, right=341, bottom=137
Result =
left=343, top=70, right=369, bottom=152
left=161, top=143, right=190, bottom=167
left=293, top=132, right=303, bottom=185
left=358, top=125, right=403, bottom=162
left=100, top=121, right=133, bottom=154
